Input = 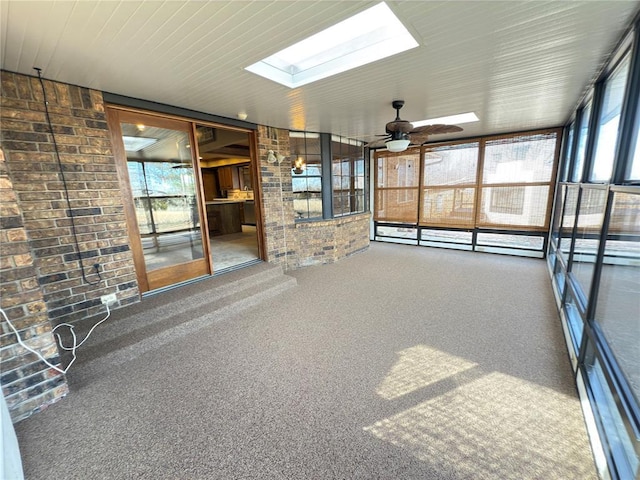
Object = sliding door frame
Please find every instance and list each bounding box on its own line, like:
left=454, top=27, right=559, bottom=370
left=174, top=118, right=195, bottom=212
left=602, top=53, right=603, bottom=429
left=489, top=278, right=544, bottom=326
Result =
left=106, top=104, right=265, bottom=292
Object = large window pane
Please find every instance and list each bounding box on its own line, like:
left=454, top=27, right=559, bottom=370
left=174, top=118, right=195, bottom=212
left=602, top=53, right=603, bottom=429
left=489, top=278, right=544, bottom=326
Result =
left=550, top=183, right=566, bottom=249
left=564, top=287, right=584, bottom=349
left=484, top=134, right=556, bottom=183
left=291, top=132, right=322, bottom=220
left=331, top=135, right=364, bottom=217
left=375, top=152, right=420, bottom=223
left=478, top=185, right=550, bottom=228
left=292, top=173, right=322, bottom=220
left=629, top=101, right=640, bottom=180
left=584, top=340, right=639, bottom=479
left=559, top=185, right=580, bottom=261
left=479, top=132, right=557, bottom=229
left=122, top=122, right=203, bottom=271
left=375, top=189, right=419, bottom=223
left=423, top=143, right=479, bottom=186
left=570, top=187, right=607, bottom=300
left=420, top=142, right=479, bottom=227
left=591, top=55, right=631, bottom=182
left=595, top=191, right=640, bottom=405
left=561, top=122, right=575, bottom=182
left=420, top=187, right=475, bottom=226
left=572, top=103, right=592, bottom=182
left=376, top=154, right=419, bottom=188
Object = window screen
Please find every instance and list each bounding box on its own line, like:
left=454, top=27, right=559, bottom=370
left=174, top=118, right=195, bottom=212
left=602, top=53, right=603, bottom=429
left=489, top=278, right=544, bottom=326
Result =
left=374, top=152, right=420, bottom=223
left=420, top=142, right=479, bottom=227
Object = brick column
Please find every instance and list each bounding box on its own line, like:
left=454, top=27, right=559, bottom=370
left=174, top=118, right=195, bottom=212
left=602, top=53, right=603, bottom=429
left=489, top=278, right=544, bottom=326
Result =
left=257, top=125, right=297, bottom=267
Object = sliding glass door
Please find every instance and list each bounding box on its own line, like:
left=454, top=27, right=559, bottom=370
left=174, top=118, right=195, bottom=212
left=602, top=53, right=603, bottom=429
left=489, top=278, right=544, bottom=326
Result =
left=108, top=109, right=210, bottom=292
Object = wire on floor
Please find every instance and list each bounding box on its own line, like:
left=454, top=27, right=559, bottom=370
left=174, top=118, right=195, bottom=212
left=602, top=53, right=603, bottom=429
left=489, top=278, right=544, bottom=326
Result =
left=1, top=305, right=111, bottom=375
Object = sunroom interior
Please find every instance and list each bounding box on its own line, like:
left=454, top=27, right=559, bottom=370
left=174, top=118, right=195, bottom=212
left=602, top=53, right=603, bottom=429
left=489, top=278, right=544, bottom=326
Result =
left=1, top=1, right=639, bottom=479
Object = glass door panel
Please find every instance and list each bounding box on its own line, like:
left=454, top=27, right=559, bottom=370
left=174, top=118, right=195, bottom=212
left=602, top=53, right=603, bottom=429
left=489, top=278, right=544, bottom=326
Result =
left=112, top=110, right=210, bottom=291
left=195, top=124, right=260, bottom=273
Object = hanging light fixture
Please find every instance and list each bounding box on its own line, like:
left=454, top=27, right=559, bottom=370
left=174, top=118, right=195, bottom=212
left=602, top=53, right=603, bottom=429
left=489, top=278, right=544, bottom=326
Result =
left=292, top=156, right=306, bottom=174
left=385, top=138, right=411, bottom=152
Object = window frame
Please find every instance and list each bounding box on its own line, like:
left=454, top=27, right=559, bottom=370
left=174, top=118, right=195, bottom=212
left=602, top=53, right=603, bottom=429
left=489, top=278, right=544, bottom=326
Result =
left=290, top=131, right=325, bottom=221
left=573, top=100, right=594, bottom=183
left=588, top=52, right=633, bottom=183
left=331, top=134, right=366, bottom=217
left=291, top=131, right=367, bottom=222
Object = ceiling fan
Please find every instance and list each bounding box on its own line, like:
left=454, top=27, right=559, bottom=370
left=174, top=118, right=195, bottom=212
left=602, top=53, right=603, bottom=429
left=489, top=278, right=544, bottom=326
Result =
left=368, top=100, right=464, bottom=152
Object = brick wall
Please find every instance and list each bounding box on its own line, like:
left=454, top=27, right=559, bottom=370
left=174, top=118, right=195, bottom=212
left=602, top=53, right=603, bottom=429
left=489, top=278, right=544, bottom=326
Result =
left=256, top=125, right=370, bottom=269
left=0, top=71, right=369, bottom=421
left=0, top=147, right=69, bottom=422
left=291, top=213, right=370, bottom=268
left=1, top=71, right=139, bottom=421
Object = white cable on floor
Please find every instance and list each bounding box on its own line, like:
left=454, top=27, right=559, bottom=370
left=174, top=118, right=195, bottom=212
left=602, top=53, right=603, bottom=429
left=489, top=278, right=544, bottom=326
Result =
left=1, top=305, right=110, bottom=375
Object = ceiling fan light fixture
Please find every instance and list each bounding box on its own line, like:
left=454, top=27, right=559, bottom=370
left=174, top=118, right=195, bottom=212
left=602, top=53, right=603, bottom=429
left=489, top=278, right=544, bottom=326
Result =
left=385, top=138, right=410, bottom=152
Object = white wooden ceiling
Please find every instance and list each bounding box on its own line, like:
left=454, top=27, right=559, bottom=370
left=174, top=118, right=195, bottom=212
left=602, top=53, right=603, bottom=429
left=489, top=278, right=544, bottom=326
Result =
left=2, top=1, right=639, bottom=143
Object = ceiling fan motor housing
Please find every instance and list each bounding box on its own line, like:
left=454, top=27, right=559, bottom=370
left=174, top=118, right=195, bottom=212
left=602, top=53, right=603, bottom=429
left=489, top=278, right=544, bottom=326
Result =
left=367, top=99, right=464, bottom=149
left=386, top=120, right=413, bottom=133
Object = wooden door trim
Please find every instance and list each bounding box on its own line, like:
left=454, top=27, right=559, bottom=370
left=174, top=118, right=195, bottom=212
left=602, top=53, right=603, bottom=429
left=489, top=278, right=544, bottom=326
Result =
left=147, top=261, right=210, bottom=292
left=106, top=104, right=254, bottom=134
left=248, top=129, right=266, bottom=260
left=106, top=107, right=149, bottom=292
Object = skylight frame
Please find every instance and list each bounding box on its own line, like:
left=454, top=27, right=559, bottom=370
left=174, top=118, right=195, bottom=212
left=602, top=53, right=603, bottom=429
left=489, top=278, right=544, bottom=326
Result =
left=245, top=2, right=418, bottom=88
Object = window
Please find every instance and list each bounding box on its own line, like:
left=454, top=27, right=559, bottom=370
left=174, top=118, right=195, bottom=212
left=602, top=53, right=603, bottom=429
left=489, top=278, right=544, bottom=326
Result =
left=479, top=132, right=557, bottom=229
left=583, top=338, right=640, bottom=479
left=291, top=132, right=322, bottom=220
left=420, top=142, right=479, bottom=227
left=559, top=185, right=580, bottom=260
left=549, top=24, right=640, bottom=480
left=595, top=191, right=640, bottom=406
left=374, top=151, right=420, bottom=224
left=561, top=122, right=575, bottom=182
left=629, top=100, right=640, bottom=181
left=631, top=121, right=640, bottom=180
left=569, top=186, right=607, bottom=302
left=291, top=131, right=366, bottom=220
left=373, top=129, right=560, bottom=256
left=591, top=54, right=631, bottom=182
left=572, top=103, right=592, bottom=182
left=331, top=135, right=365, bottom=216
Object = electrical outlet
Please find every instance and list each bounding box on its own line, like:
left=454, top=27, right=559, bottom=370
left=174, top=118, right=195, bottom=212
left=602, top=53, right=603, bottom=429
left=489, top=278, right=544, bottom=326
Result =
left=100, top=293, right=117, bottom=305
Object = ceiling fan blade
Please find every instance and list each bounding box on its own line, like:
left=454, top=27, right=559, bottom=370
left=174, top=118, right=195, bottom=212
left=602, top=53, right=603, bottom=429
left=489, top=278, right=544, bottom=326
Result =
left=386, top=119, right=413, bottom=133
left=366, top=138, right=390, bottom=148
left=410, top=124, right=464, bottom=135
left=408, top=133, right=430, bottom=145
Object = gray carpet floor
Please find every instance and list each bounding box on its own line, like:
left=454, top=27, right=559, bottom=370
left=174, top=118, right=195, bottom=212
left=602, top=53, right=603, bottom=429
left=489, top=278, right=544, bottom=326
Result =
left=14, top=242, right=596, bottom=479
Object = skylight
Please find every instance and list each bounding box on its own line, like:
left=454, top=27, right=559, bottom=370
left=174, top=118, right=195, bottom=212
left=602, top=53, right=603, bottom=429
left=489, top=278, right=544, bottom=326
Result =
left=412, top=112, right=480, bottom=128
left=245, top=2, right=418, bottom=88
